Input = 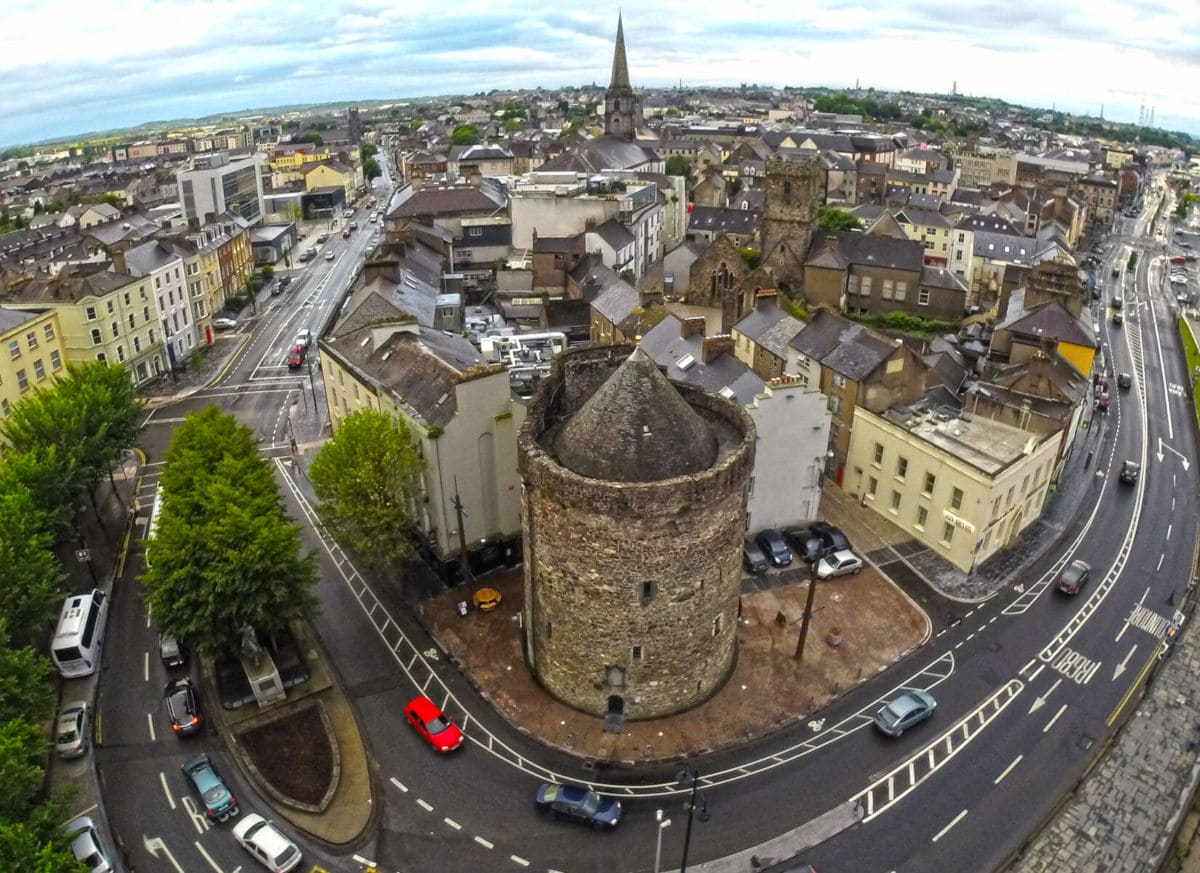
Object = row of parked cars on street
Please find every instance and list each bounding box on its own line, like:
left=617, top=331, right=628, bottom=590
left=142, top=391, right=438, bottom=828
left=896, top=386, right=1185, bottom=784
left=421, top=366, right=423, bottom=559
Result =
left=744, top=522, right=864, bottom=579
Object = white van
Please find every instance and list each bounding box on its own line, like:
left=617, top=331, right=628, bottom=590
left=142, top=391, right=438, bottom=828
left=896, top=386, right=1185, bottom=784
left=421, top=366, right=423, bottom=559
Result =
left=51, top=590, right=109, bottom=678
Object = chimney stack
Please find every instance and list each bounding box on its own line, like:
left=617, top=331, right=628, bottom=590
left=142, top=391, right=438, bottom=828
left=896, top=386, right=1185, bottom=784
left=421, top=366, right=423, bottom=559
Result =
left=681, top=316, right=706, bottom=339
left=702, top=334, right=735, bottom=363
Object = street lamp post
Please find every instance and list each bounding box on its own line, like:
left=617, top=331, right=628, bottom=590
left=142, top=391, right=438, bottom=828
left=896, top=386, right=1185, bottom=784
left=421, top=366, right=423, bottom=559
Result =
left=654, top=809, right=671, bottom=873
left=676, top=769, right=708, bottom=873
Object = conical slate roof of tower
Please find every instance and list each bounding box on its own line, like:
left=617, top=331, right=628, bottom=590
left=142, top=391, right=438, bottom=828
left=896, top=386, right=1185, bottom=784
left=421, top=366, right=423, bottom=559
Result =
left=609, top=14, right=632, bottom=91
left=553, top=346, right=718, bottom=482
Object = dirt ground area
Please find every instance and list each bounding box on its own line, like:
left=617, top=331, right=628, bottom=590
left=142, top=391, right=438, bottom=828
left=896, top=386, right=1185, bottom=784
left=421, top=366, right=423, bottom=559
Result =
left=419, top=565, right=929, bottom=764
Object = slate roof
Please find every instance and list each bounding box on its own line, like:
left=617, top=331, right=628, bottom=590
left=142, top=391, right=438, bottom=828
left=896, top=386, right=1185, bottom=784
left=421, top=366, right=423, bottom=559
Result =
left=788, top=308, right=898, bottom=381
left=640, top=314, right=764, bottom=406
left=323, top=323, right=483, bottom=428
left=334, top=265, right=442, bottom=334
left=1002, top=296, right=1093, bottom=349
left=592, top=218, right=636, bottom=251
left=123, top=239, right=179, bottom=275
left=553, top=345, right=718, bottom=482
left=788, top=309, right=857, bottom=360
left=688, top=206, right=759, bottom=237
left=733, top=300, right=805, bottom=358
left=589, top=265, right=640, bottom=328
left=0, top=309, right=35, bottom=332
left=536, top=137, right=659, bottom=173
left=2, top=266, right=135, bottom=303
left=920, top=266, right=969, bottom=293
left=806, top=230, right=924, bottom=272
left=533, top=236, right=577, bottom=254
left=391, top=182, right=507, bottom=218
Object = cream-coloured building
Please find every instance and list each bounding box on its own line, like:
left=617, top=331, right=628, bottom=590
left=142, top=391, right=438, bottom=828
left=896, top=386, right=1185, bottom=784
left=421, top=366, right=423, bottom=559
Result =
left=844, top=405, right=1061, bottom=572
left=0, top=309, right=68, bottom=429
left=1, top=268, right=169, bottom=385
left=320, top=316, right=526, bottom=571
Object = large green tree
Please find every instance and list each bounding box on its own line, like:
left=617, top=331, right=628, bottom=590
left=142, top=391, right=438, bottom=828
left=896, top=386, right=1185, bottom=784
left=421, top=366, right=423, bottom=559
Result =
left=0, top=815, right=87, bottom=873
left=0, top=482, right=64, bottom=643
left=143, top=407, right=319, bottom=654
left=451, top=124, right=479, bottom=146
left=364, top=158, right=381, bottom=181
left=0, top=719, right=44, bottom=822
left=0, top=631, right=54, bottom=725
left=817, top=206, right=865, bottom=232
left=664, top=154, right=693, bottom=184
left=309, top=410, right=424, bottom=573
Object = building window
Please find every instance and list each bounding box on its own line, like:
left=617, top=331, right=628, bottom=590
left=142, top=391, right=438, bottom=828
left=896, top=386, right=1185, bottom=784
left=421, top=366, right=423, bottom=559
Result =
left=33, top=359, right=44, bottom=380
left=942, top=522, right=955, bottom=545
left=1021, top=474, right=1030, bottom=494
left=25, top=331, right=37, bottom=350
left=133, top=336, right=141, bottom=353
left=923, top=472, right=936, bottom=496
left=129, top=314, right=136, bottom=330
left=993, top=496, right=1002, bottom=517
left=0, top=399, right=7, bottom=417
left=848, top=275, right=860, bottom=296
left=861, top=276, right=873, bottom=295
left=916, top=506, right=928, bottom=529
left=890, top=490, right=901, bottom=513
left=1007, top=486, right=1015, bottom=506
left=96, top=353, right=106, bottom=363
left=918, top=287, right=931, bottom=306
left=896, top=457, right=908, bottom=480
left=124, top=292, right=131, bottom=305
left=106, top=300, right=114, bottom=314
left=639, top=580, right=657, bottom=604
left=7, top=340, right=18, bottom=359
left=950, top=487, right=964, bottom=510
left=867, top=476, right=878, bottom=497
left=43, top=323, right=54, bottom=341
left=881, top=279, right=894, bottom=300
left=91, top=328, right=102, bottom=345
left=49, top=350, right=61, bottom=371
left=85, top=306, right=97, bottom=321
left=111, top=321, right=119, bottom=338
left=872, top=442, right=884, bottom=465
left=16, top=368, right=27, bottom=391
left=631, top=645, right=644, bottom=663
left=895, top=281, right=907, bottom=302
left=116, top=345, right=125, bottom=363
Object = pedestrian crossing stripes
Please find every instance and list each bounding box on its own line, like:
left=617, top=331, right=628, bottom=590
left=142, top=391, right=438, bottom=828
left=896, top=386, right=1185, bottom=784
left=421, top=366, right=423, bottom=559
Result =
left=1128, top=603, right=1170, bottom=638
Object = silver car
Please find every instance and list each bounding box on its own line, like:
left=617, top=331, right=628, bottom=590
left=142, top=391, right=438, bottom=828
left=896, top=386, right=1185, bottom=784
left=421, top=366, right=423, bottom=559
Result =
left=874, top=690, right=937, bottom=737
left=233, top=813, right=302, bottom=872
left=67, top=815, right=113, bottom=873
left=816, top=549, right=864, bottom=579
left=55, top=701, right=90, bottom=759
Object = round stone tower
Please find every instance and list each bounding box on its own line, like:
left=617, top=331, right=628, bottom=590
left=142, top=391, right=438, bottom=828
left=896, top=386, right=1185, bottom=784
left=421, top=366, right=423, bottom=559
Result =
left=519, top=345, right=755, bottom=721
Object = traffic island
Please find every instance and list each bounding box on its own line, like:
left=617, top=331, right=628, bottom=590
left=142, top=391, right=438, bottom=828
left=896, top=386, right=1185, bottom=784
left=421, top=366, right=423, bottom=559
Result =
left=419, top=564, right=930, bottom=764
left=235, top=702, right=339, bottom=812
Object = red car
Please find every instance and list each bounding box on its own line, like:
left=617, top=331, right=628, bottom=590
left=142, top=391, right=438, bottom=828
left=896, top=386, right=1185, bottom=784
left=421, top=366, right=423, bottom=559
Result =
left=286, top=344, right=305, bottom=369
left=404, top=696, right=463, bottom=753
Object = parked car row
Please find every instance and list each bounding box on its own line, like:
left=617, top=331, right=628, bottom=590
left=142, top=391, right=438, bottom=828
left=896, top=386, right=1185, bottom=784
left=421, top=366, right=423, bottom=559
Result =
left=743, top=523, right=864, bottom=579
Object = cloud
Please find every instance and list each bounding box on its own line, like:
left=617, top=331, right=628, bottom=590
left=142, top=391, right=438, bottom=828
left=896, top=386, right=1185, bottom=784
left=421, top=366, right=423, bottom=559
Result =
left=2, top=0, right=1197, bottom=146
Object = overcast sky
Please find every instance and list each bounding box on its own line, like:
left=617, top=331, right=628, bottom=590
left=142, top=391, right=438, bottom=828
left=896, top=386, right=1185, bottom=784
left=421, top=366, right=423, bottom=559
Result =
left=3, top=1, right=1198, bottom=148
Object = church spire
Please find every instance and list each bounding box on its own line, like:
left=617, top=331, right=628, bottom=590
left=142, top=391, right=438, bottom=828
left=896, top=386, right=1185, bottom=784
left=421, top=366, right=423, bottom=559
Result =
left=609, top=13, right=631, bottom=91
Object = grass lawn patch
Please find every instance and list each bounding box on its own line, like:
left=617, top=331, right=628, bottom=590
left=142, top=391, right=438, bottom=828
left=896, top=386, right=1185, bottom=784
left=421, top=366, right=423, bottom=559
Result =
left=1178, top=317, right=1200, bottom=428
left=238, top=704, right=333, bottom=807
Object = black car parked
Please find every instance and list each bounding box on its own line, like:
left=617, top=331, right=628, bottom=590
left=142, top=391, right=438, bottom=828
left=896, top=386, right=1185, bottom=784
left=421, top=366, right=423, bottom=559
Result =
left=809, top=522, right=851, bottom=556
left=743, top=539, right=769, bottom=574
left=782, top=526, right=824, bottom=563
left=755, top=529, right=792, bottom=567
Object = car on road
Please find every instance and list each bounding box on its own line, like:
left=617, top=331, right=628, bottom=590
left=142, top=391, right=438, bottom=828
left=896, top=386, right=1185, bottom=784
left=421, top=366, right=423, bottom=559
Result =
left=324, top=251, right=335, bottom=261
left=1111, top=293, right=1123, bottom=309
left=343, top=209, right=354, bottom=218
left=67, top=815, right=113, bottom=873
left=743, top=538, right=769, bottom=574
left=1096, top=392, right=1110, bottom=412
left=159, top=632, right=187, bottom=668
left=164, top=677, right=202, bottom=737
left=404, top=695, right=463, bottom=752
left=269, top=282, right=285, bottom=296
left=874, top=689, right=937, bottom=737
left=809, top=522, right=851, bottom=557
left=213, top=317, right=238, bottom=331
left=286, top=344, right=306, bottom=369
left=1111, top=311, right=1123, bottom=326
left=182, top=753, right=239, bottom=822
left=1118, top=372, right=1132, bottom=390
left=278, top=275, right=291, bottom=288
left=534, top=782, right=622, bottom=830
left=294, top=328, right=313, bottom=349
left=1055, top=559, right=1091, bottom=596
left=349, top=221, right=358, bottom=230
left=55, top=700, right=90, bottom=759
left=1119, top=460, right=1140, bottom=485
left=816, top=550, right=864, bottom=579
left=233, top=813, right=303, bottom=872
left=316, top=232, right=329, bottom=244
left=342, top=229, right=351, bottom=238
left=755, top=528, right=792, bottom=567
left=782, top=526, right=824, bottom=563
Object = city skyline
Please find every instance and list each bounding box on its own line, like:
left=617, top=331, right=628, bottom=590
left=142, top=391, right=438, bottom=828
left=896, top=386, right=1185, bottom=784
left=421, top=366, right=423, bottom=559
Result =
left=3, top=1, right=1197, bottom=148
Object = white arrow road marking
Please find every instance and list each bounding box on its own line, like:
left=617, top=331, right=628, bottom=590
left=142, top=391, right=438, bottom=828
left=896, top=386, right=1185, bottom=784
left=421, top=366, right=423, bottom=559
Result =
left=1113, top=644, right=1138, bottom=680
left=143, top=836, right=186, bottom=873
left=1029, top=678, right=1062, bottom=714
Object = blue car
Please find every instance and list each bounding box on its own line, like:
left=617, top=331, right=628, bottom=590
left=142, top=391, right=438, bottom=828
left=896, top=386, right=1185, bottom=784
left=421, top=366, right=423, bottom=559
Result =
left=755, top=529, right=792, bottom=567
left=535, top=782, right=622, bottom=830
left=182, top=754, right=239, bottom=822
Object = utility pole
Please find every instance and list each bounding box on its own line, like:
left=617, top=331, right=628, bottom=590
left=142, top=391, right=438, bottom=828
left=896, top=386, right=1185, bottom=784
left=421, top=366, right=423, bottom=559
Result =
left=794, top=560, right=819, bottom=661
left=452, top=476, right=473, bottom=586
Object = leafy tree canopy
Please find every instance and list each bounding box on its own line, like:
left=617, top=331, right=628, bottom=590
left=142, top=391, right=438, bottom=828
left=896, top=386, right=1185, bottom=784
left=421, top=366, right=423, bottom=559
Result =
left=364, top=158, right=381, bottom=181
left=0, top=482, right=64, bottom=642
left=144, top=407, right=318, bottom=654
left=309, top=410, right=424, bottom=573
left=817, top=206, right=865, bottom=231
left=451, top=124, right=480, bottom=146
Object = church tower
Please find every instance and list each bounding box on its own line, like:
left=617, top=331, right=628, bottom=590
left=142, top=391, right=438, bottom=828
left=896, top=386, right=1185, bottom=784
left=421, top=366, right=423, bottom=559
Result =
left=603, top=14, right=641, bottom=140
